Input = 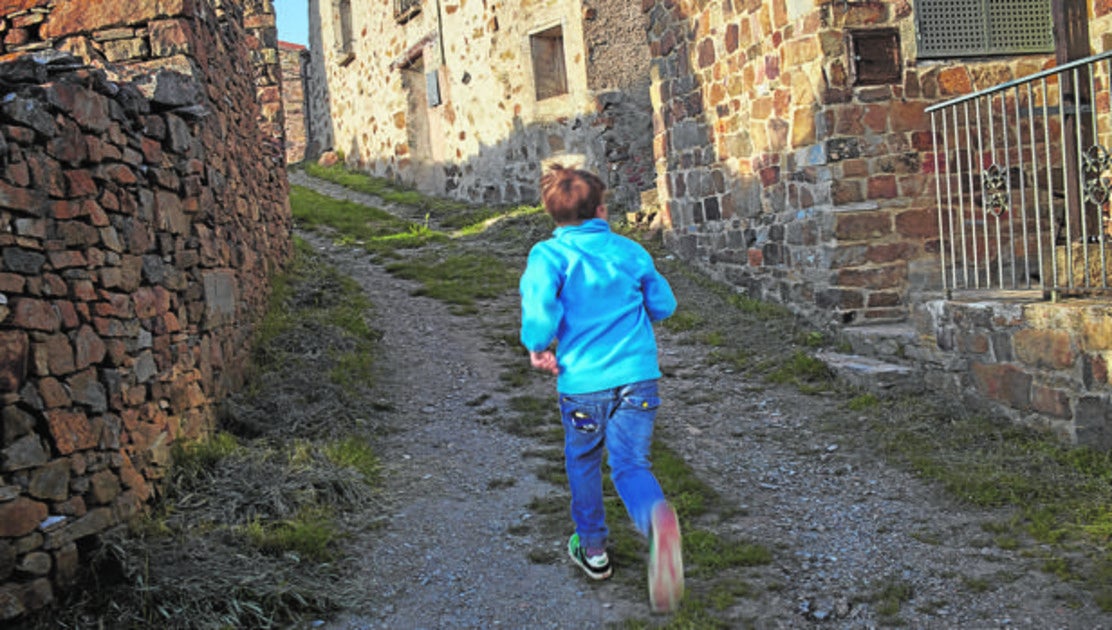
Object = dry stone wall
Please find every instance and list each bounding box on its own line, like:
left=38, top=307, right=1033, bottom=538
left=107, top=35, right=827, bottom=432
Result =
left=0, top=0, right=291, bottom=619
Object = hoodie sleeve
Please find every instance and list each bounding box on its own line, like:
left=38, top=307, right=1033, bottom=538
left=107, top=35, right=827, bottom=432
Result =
left=641, top=264, right=677, bottom=322
left=519, top=244, right=565, bottom=352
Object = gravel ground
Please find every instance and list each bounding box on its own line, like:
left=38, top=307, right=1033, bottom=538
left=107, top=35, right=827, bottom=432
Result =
left=291, top=171, right=1111, bottom=630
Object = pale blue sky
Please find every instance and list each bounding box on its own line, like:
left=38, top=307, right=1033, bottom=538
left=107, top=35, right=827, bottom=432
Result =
left=274, top=0, right=309, bottom=47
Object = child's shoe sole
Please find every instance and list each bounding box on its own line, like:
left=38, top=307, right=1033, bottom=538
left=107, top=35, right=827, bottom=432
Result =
left=648, top=502, right=684, bottom=613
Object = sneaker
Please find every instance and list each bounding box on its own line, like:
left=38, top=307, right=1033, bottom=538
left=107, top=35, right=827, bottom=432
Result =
left=648, top=502, right=684, bottom=613
left=568, top=533, right=612, bottom=580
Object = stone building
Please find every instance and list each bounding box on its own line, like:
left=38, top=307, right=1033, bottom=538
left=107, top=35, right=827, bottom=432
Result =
left=279, top=40, right=312, bottom=164
left=307, top=0, right=657, bottom=211
left=643, top=0, right=1112, bottom=446
left=0, top=0, right=291, bottom=619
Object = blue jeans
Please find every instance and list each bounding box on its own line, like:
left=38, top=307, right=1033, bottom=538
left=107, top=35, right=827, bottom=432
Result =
left=558, top=379, right=666, bottom=551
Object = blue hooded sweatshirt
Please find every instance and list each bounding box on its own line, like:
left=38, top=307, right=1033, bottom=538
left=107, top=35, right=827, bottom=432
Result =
left=519, top=219, right=677, bottom=394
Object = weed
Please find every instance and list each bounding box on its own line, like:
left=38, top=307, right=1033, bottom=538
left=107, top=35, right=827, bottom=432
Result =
left=865, top=576, right=914, bottom=618
left=767, top=350, right=833, bottom=389
left=171, top=432, right=240, bottom=478
left=847, top=394, right=880, bottom=411
left=663, top=309, right=704, bottom=333
left=323, top=437, right=381, bottom=483
left=242, top=506, right=339, bottom=561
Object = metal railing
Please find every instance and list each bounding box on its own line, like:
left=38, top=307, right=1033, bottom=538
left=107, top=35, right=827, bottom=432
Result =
left=927, top=50, right=1112, bottom=298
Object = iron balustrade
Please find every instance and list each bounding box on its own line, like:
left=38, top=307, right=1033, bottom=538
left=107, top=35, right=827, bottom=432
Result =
left=926, top=50, right=1112, bottom=299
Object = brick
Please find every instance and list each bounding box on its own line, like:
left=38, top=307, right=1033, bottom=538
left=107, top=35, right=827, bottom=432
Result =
left=867, top=175, right=898, bottom=199
left=895, top=208, right=937, bottom=239
left=835, top=211, right=891, bottom=240
left=837, top=264, right=907, bottom=290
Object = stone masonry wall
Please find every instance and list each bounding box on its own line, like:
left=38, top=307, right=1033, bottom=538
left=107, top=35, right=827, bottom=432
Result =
left=309, top=0, right=655, bottom=210
left=911, top=298, right=1112, bottom=448
left=0, top=0, right=291, bottom=619
left=279, top=41, right=310, bottom=164
left=642, top=0, right=1072, bottom=329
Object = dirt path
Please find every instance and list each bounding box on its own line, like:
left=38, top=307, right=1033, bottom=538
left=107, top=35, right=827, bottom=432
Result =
left=291, top=172, right=1111, bottom=629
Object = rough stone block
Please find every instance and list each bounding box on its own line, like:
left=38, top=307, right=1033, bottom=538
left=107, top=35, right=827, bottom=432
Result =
left=1, top=434, right=47, bottom=471
left=0, top=331, right=29, bottom=393
left=970, top=362, right=1032, bottom=409
left=45, top=409, right=96, bottom=455
left=1014, top=329, right=1074, bottom=370
left=0, top=497, right=47, bottom=537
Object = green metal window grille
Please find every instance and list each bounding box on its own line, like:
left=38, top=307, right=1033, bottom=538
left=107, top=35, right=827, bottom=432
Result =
left=915, top=0, right=1054, bottom=58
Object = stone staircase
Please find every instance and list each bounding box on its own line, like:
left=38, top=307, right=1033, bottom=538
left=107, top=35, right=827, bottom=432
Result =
left=818, top=323, right=925, bottom=397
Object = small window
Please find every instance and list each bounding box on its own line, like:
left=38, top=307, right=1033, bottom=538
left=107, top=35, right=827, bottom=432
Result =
left=426, top=69, right=442, bottom=107
left=395, top=0, right=421, bottom=23
left=849, top=29, right=901, bottom=86
left=530, top=25, right=568, bottom=101
left=915, top=0, right=1054, bottom=58
left=333, top=0, right=354, bottom=61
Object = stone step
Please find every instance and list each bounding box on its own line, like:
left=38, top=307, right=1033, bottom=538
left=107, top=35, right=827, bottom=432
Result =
left=839, top=322, right=919, bottom=361
left=816, top=350, right=923, bottom=396
left=823, top=322, right=924, bottom=396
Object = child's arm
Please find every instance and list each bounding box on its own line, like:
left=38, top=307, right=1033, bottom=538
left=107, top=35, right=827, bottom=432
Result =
left=519, top=247, right=564, bottom=357
left=642, top=267, right=677, bottom=322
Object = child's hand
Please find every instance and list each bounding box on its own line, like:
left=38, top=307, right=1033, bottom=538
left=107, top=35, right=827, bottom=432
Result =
left=529, top=350, right=559, bottom=375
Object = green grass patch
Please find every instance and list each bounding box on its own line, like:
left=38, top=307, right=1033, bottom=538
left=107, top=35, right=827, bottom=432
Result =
left=171, top=432, right=240, bottom=478
left=847, top=393, right=880, bottom=411
left=855, top=398, right=1112, bottom=604
left=242, top=506, right=339, bottom=561
left=684, top=530, right=773, bottom=575
left=290, top=185, right=445, bottom=255
left=767, top=350, right=833, bottom=391
left=385, top=251, right=518, bottom=314
left=663, top=309, right=704, bottom=333
left=323, top=437, right=380, bottom=483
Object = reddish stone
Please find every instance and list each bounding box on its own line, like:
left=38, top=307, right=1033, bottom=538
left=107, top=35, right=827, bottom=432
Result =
left=65, top=170, right=97, bottom=197
left=74, top=325, right=106, bottom=370
left=867, top=175, right=898, bottom=199
left=837, top=264, right=907, bottom=290
left=970, top=362, right=1032, bottom=408
left=39, top=376, right=71, bottom=408
left=47, top=250, right=86, bottom=269
left=42, top=0, right=194, bottom=38
left=0, top=497, right=47, bottom=537
left=1014, top=329, right=1074, bottom=370
left=895, top=208, right=938, bottom=239
left=46, top=409, right=97, bottom=454
left=1031, top=385, right=1071, bottom=418
left=865, top=241, right=918, bottom=264
left=0, top=179, right=40, bottom=214
left=0, top=0, right=50, bottom=14
left=0, top=273, right=25, bottom=293
left=11, top=298, right=60, bottom=332
left=98, top=164, right=138, bottom=186
left=890, top=101, right=929, bottom=133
